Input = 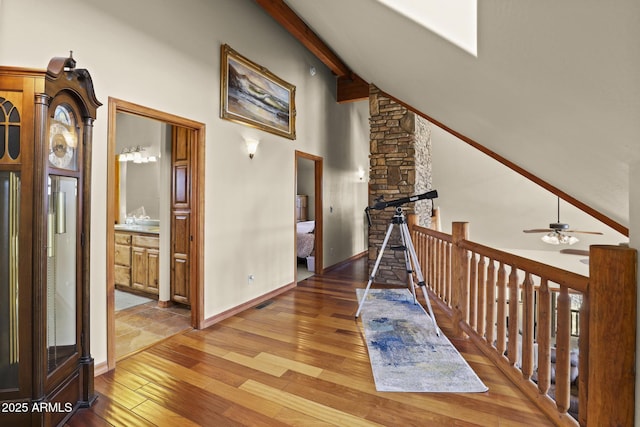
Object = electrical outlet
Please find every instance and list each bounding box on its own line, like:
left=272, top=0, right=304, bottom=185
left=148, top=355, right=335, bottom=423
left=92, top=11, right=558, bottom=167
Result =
left=248, top=274, right=255, bottom=284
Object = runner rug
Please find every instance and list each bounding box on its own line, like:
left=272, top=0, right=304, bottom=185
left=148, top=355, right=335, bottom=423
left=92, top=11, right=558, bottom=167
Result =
left=357, top=288, right=488, bottom=393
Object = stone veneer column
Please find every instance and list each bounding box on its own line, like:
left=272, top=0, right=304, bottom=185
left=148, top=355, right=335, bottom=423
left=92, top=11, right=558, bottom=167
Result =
left=368, top=85, right=433, bottom=285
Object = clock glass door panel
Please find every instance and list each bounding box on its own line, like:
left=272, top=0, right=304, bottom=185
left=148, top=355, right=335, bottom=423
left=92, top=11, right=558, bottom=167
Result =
left=46, top=175, right=78, bottom=373
left=0, top=171, right=20, bottom=390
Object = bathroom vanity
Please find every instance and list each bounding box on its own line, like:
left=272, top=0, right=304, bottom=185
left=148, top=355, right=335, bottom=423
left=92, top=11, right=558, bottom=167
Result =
left=114, top=225, right=160, bottom=297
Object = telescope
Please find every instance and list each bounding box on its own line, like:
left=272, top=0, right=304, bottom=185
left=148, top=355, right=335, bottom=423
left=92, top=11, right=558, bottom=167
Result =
left=357, top=188, right=441, bottom=334
left=365, top=190, right=438, bottom=226
left=367, top=190, right=438, bottom=211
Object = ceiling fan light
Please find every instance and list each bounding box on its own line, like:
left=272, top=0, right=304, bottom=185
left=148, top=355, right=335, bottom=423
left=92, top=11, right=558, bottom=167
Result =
left=565, top=235, right=579, bottom=245
left=541, top=231, right=579, bottom=245
left=542, top=232, right=560, bottom=245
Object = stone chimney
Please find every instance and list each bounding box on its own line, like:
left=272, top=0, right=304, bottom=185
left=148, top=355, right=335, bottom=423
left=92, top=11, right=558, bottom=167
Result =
left=368, top=85, right=433, bottom=285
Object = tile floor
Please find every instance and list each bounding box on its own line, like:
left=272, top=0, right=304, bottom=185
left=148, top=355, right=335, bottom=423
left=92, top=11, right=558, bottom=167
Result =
left=297, top=258, right=314, bottom=281
left=115, top=294, right=191, bottom=360
left=115, top=290, right=153, bottom=311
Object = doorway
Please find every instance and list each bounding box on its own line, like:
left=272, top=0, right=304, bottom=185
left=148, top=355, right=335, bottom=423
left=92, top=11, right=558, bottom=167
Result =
left=295, top=151, right=323, bottom=280
left=106, top=98, right=205, bottom=370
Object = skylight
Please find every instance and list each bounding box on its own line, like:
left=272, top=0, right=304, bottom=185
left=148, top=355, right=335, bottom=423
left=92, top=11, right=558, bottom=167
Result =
left=376, top=0, right=477, bottom=56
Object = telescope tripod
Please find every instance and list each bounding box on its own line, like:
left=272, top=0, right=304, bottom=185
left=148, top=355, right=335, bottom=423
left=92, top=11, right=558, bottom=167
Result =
left=356, top=207, right=440, bottom=336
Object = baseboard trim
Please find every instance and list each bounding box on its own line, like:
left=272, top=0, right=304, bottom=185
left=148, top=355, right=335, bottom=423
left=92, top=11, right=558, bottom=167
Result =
left=322, top=250, right=367, bottom=273
left=201, top=281, right=297, bottom=329
left=95, top=255, right=366, bottom=376
left=94, top=360, right=109, bottom=377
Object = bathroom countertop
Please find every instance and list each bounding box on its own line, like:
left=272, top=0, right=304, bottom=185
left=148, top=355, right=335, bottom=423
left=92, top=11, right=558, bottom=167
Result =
left=114, top=224, right=160, bottom=234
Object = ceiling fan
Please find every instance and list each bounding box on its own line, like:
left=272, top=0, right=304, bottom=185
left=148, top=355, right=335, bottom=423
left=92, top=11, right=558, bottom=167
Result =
left=523, top=197, right=603, bottom=245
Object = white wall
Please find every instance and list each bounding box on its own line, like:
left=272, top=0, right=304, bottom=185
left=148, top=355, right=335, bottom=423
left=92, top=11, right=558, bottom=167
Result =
left=431, top=124, right=629, bottom=276
left=0, top=0, right=370, bottom=367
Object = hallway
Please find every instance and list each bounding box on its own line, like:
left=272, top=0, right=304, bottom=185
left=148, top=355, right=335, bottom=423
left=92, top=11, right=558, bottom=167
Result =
left=69, top=257, right=552, bottom=426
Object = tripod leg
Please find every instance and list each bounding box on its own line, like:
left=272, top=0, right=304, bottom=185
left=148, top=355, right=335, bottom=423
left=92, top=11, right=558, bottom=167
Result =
left=398, top=221, right=418, bottom=305
left=401, top=223, right=441, bottom=336
left=355, top=222, right=395, bottom=318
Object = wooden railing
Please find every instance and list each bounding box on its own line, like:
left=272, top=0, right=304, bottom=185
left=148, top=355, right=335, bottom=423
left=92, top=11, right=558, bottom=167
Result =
left=410, top=219, right=636, bottom=427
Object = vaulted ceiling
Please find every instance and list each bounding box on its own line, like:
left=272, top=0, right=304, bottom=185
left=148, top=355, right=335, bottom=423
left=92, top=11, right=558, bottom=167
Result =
left=256, top=0, right=639, bottom=268
left=259, top=0, right=639, bottom=224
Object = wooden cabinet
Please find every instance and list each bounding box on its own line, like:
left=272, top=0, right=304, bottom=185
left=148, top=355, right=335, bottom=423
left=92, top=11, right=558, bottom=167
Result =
left=115, top=230, right=159, bottom=296
left=114, top=232, right=132, bottom=287
left=147, top=248, right=160, bottom=294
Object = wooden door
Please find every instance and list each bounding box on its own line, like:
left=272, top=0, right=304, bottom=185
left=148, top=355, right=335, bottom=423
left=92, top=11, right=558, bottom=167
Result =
left=170, top=127, right=191, bottom=305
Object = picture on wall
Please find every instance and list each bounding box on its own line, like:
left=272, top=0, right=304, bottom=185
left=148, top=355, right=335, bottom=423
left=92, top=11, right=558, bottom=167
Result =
left=220, top=44, right=296, bottom=140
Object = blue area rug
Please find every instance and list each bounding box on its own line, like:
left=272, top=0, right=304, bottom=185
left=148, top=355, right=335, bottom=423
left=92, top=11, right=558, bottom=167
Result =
left=357, top=288, right=488, bottom=393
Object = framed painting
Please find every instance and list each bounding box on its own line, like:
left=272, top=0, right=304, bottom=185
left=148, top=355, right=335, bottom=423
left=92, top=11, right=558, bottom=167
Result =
left=220, top=44, right=296, bottom=140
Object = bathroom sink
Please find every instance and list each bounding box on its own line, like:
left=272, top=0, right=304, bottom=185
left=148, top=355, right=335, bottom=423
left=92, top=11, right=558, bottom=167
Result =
left=134, top=218, right=160, bottom=226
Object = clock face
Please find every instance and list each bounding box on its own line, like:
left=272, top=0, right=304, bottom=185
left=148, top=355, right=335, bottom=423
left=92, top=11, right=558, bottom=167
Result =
left=48, top=105, right=79, bottom=170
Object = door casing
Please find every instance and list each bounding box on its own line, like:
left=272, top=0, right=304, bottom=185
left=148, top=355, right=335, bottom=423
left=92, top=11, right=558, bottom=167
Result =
left=295, top=150, right=323, bottom=277
left=105, top=97, right=205, bottom=371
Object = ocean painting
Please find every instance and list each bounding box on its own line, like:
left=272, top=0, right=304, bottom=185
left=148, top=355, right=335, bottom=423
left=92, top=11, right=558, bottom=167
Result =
left=221, top=45, right=296, bottom=139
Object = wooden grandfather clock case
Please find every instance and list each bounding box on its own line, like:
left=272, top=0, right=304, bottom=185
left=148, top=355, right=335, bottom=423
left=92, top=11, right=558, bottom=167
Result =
left=0, top=55, right=101, bottom=426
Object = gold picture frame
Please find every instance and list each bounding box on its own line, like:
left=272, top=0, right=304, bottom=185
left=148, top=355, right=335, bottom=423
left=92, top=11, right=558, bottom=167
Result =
left=220, top=44, right=296, bottom=140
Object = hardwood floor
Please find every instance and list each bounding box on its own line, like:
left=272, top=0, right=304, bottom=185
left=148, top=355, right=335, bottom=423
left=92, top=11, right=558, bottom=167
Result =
left=68, top=257, right=553, bottom=426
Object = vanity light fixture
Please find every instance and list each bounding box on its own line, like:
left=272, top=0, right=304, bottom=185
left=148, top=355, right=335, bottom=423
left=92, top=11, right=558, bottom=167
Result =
left=119, top=146, right=157, bottom=163
left=245, top=137, right=260, bottom=159
left=132, top=149, right=143, bottom=163
left=118, top=148, right=129, bottom=162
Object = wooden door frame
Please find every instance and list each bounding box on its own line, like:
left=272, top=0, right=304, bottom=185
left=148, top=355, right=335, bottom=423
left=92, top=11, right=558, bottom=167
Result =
left=106, top=97, right=205, bottom=371
left=295, top=151, right=323, bottom=276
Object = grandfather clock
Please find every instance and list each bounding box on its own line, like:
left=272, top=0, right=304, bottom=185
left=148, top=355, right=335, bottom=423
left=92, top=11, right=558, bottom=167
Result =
left=0, top=54, right=100, bottom=426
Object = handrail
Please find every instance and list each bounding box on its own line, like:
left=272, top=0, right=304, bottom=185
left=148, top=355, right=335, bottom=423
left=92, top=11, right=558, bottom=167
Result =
left=410, top=220, right=636, bottom=427
left=459, top=240, right=588, bottom=293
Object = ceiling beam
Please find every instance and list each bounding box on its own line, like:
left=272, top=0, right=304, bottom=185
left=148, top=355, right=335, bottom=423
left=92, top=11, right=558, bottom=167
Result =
left=255, top=0, right=368, bottom=102
left=255, top=0, right=349, bottom=76
left=337, top=74, right=369, bottom=103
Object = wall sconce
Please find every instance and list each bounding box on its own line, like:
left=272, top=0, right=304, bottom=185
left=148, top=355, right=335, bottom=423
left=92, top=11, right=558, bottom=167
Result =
left=245, top=138, right=259, bottom=159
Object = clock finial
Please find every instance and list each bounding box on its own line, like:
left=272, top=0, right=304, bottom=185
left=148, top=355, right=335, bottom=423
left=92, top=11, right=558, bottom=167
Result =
left=64, top=51, right=76, bottom=70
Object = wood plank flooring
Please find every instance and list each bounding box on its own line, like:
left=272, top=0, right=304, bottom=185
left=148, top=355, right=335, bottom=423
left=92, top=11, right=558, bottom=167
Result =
left=67, top=257, right=553, bottom=426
